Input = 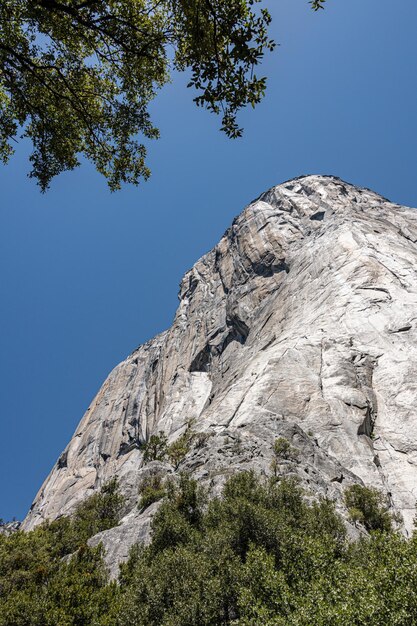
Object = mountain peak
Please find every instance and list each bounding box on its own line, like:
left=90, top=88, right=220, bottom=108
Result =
left=255, top=174, right=393, bottom=222
left=23, top=178, right=417, bottom=577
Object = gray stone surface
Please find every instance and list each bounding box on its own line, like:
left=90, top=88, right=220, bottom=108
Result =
left=0, top=521, right=21, bottom=536
left=23, top=175, right=417, bottom=576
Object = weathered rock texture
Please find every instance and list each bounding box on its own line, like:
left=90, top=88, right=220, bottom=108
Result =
left=0, top=521, right=21, bottom=537
left=23, top=175, right=417, bottom=576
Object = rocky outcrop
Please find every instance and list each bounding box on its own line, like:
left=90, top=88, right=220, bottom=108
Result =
left=23, top=175, right=417, bottom=576
left=0, top=521, right=21, bottom=536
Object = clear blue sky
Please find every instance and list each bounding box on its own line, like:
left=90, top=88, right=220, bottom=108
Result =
left=1, top=0, right=417, bottom=521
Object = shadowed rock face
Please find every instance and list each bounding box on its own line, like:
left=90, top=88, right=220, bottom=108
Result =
left=23, top=175, right=417, bottom=576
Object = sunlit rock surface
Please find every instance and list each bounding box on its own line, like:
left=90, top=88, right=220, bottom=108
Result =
left=23, top=175, right=417, bottom=576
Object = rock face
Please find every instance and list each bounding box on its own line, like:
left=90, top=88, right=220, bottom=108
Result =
left=23, top=175, right=417, bottom=576
left=0, top=521, right=21, bottom=537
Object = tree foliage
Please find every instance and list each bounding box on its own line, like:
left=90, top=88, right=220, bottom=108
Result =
left=0, top=479, right=124, bottom=626
left=4, top=472, right=416, bottom=625
left=138, top=472, right=166, bottom=510
left=116, top=473, right=410, bottom=625
left=0, top=0, right=277, bottom=191
left=141, top=431, right=169, bottom=463
left=0, top=1, right=330, bottom=191
left=310, top=0, right=326, bottom=10
left=116, top=474, right=417, bottom=625
left=344, top=483, right=394, bottom=533
left=141, top=426, right=195, bottom=468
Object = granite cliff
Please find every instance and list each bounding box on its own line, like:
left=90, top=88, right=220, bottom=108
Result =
left=23, top=175, right=417, bottom=576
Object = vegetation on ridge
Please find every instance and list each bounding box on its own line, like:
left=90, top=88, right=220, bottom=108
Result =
left=2, top=471, right=417, bottom=625
left=0, top=478, right=123, bottom=626
left=141, top=425, right=195, bottom=469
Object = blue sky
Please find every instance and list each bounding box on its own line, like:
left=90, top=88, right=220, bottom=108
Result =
left=1, top=0, right=417, bottom=521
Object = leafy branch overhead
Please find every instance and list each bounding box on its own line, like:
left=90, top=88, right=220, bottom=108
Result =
left=0, top=1, right=323, bottom=191
left=310, top=0, right=326, bottom=10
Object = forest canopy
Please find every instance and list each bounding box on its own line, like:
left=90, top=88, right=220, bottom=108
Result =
left=2, top=472, right=417, bottom=625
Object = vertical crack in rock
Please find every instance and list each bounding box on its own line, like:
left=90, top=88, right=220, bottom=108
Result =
left=357, top=402, right=376, bottom=438
left=190, top=344, right=212, bottom=373
left=190, top=315, right=250, bottom=373
left=251, top=253, right=290, bottom=277
left=57, top=451, right=68, bottom=470
left=310, top=211, right=325, bottom=221
left=354, top=356, right=378, bottom=440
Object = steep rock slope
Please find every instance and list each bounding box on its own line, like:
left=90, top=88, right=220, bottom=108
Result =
left=23, top=176, right=417, bottom=574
